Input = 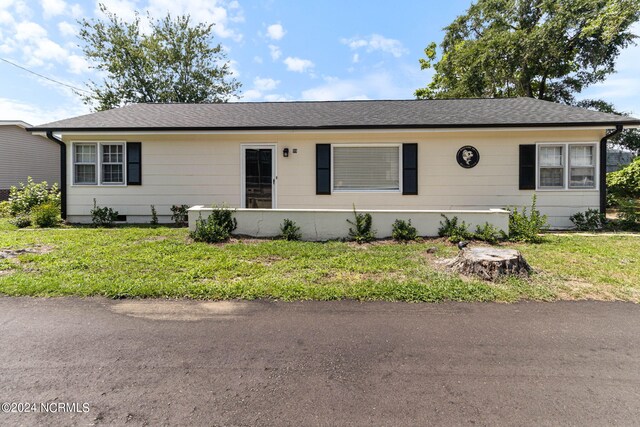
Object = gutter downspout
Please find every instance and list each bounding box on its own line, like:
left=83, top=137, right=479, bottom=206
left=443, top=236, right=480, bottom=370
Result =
left=46, top=131, right=67, bottom=220
left=599, top=124, right=624, bottom=215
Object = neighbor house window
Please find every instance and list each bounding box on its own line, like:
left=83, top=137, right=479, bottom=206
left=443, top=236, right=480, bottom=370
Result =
left=333, top=145, right=400, bottom=191
left=537, top=143, right=597, bottom=190
left=74, top=143, right=97, bottom=185
left=569, top=145, right=595, bottom=188
left=73, top=142, right=126, bottom=185
left=101, top=144, right=124, bottom=184
left=538, top=145, right=564, bottom=188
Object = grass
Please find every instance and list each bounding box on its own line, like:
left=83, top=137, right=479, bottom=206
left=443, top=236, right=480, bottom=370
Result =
left=0, top=218, right=638, bottom=302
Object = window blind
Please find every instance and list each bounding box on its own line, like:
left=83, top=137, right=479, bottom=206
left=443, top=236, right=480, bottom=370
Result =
left=333, top=146, right=400, bottom=191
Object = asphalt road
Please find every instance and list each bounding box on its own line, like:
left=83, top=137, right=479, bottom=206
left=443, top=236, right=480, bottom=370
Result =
left=0, top=298, right=639, bottom=426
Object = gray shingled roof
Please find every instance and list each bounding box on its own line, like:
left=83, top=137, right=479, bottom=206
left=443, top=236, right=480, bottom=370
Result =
left=30, top=98, right=640, bottom=131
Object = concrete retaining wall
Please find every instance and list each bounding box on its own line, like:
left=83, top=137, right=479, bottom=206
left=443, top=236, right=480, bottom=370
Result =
left=188, top=206, right=510, bottom=241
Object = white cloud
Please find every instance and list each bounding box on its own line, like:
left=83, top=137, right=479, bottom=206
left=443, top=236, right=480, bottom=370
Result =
left=57, top=21, right=76, bottom=37
left=263, top=93, right=289, bottom=102
left=284, top=56, right=314, bottom=73
left=341, top=34, right=409, bottom=58
left=253, top=56, right=263, bottom=64
left=241, top=89, right=262, bottom=101
left=0, top=97, right=90, bottom=126
left=15, top=21, right=47, bottom=41
left=352, top=53, right=359, bottom=63
left=266, top=23, right=285, bottom=40
left=40, top=0, right=67, bottom=19
left=253, top=76, right=279, bottom=91
left=268, top=44, right=281, bottom=61
left=301, top=71, right=411, bottom=101
left=67, top=54, right=90, bottom=74
left=144, top=0, right=244, bottom=41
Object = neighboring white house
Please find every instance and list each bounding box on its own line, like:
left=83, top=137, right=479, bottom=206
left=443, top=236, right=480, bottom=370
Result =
left=27, top=98, right=640, bottom=231
left=0, top=121, right=61, bottom=200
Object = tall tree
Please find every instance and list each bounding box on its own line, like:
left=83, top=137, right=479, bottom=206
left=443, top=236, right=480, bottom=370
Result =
left=415, top=0, right=640, bottom=104
left=78, top=4, right=241, bottom=111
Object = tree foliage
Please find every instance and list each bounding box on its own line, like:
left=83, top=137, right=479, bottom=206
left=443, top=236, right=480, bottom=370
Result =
left=78, top=4, right=241, bottom=111
left=415, top=0, right=640, bottom=104
left=576, top=99, right=640, bottom=153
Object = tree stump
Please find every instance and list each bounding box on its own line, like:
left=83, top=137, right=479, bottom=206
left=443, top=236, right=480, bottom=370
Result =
left=444, top=247, right=531, bottom=281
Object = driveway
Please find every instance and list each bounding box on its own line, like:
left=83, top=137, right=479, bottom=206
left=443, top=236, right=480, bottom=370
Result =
left=1, top=298, right=639, bottom=426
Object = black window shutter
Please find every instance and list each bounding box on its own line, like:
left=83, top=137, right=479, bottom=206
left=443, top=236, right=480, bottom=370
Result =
left=127, top=142, right=142, bottom=185
left=402, top=143, right=418, bottom=195
left=316, top=144, right=331, bottom=195
left=519, top=144, right=536, bottom=190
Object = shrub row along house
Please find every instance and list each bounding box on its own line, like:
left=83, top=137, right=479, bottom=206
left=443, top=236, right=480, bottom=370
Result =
left=27, top=98, right=639, bottom=238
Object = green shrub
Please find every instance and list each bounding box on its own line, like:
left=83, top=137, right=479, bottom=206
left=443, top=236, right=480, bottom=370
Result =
left=391, top=219, right=417, bottom=242
left=170, top=204, right=189, bottom=226
left=190, top=206, right=237, bottom=243
left=10, top=214, right=32, bottom=228
left=607, top=157, right=640, bottom=200
left=280, top=218, right=301, bottom=241
left=347, top=205, right=375, bottom=243
left=0, top=201, right=10, bottom=218
left=507, top=195, right=548, bottom=243
left=150, top=205, right=159, bottom=225
left=8, top=177, right=60, bottom=216
left=616, top=199, right=640, bottom=230
left=474, top=222, right=504, bottom=244
left=570, top=209, right=605, bottom=231
left=90, top=199, right=119, bottom=228
left=438, top=215, right=473, bottom=243
left=31, top=202, right=61, bottom=228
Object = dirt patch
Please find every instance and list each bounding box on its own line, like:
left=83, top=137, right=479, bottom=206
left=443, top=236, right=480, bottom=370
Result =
left=0, top=270, right=14, bottom=277
left=0, top=245, right=54, bottom=259
left=253, top=255, right=283, bottom=266
left=109, top=300, right=249, bottom=321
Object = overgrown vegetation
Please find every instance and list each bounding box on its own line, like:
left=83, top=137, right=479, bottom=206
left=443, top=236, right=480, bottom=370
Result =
left=0, top=201, right=10, bottom=218
left=1, top=220, right=639, bottom=302
left=8, top=177, right=60, bottom=216
left=90, top=199, right=119, bottom=228
left=347, top=206, right=375, bottom=243
left=607, top=157, right=640, bottom=200
left=150, top=205, right=158, bottom=225
left=507, top=195, right=548, bottom=243
left=438, top=215, right=473, bottom=243
left=570, top=209, right=605, bottom=231
left=31, top=202, right=61, bottom=228
left=279, top=218, right=301, bottom=241
left=171, top=204, right=189, bottom=226
left=474, top=222, right=504, bottom=244
left=392, top=219, right=418, bottom=242
left=190, top=205, right=237, bottom=243
left=615, top=199, right=640, bottom=231
left=9, top=215, right=32, bottom=229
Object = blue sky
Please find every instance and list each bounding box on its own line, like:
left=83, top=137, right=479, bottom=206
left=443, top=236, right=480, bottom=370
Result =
left=1, top=0, right=639, bottom=125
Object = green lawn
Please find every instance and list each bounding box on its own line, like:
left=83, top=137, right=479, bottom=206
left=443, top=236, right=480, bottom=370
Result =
left=0, top=219, right=638, bottom=302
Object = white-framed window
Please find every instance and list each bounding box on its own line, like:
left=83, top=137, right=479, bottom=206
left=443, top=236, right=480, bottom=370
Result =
left=74, top=143, right=97, bottom=185
left=537, top=143, right=597, bottom=190
left=101, top=144, right=124, bottom=184
left=538, top=145, right=564, bottom=188
left=569, top=145, right=595, bottom=188
left=332, top=144, right=401, bottom=192
left=73, top=142, right=126, bottom=185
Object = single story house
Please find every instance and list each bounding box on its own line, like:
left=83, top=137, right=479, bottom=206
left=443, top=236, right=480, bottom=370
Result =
left=27, top=98, right=640, bottom=235
left=0, top=121, right=61, bottom=200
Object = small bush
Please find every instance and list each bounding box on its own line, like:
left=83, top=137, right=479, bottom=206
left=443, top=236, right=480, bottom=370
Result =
left=90, top=199, right=119, bottom=228
left=438, top=215, right=473, bottom=243
left=31, top=202, right=61, bottom=228
left=170, top=204, right=189, bottom=226
left=392, top=219, right=417, bottom=242
left=570, top=209, right=605, bottom=231
left=607, top=157, right=640, bottom=200
left=10, top=214, right=32, bottom=228
left=190, top=206, right=237, bottom=243
left=280, top=218, right=301, bottom=241
left=0, top=201, right=10, bottom=218
left=150, top=205, right=158, bottom=225
left=8, top=177, right=60, bottom=216
left=347, top=205, right=375, bottom=243
left=474, top=222, right=504, bottom=244
left=507, top=195, right=548, bottom=243
left=616, top=199, right=640, bottom=230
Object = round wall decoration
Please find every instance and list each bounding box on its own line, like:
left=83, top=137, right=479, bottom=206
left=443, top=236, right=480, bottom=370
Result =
left=456, top=146, right=480, bottom=168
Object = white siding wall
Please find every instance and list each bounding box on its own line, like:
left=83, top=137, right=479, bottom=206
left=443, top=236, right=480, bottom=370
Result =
left=0, top=125, right=60, bottom=190
left=63, top=128, right=605, bottom=228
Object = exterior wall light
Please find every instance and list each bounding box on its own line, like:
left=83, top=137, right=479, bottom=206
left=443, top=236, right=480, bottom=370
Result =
left=283, top=148, right=289, bottom=157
